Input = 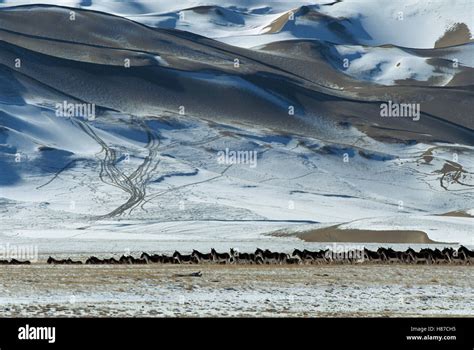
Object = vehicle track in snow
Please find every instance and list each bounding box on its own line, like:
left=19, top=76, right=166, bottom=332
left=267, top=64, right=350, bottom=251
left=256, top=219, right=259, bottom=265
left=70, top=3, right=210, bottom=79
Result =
left=40, top=117, right=231, bottom=219
left=75, top=118, right=161, bottom=219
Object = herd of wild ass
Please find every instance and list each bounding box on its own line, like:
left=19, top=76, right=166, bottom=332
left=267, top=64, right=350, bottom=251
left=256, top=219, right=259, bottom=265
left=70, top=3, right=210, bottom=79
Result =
left=1, top=247, right=473, bottom=265
left=40, top=246, right=474, bottom=265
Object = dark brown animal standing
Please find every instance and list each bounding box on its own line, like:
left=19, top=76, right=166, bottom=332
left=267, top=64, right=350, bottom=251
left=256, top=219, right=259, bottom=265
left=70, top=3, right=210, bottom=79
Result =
left=211, top=248, right=231, bottom=264
left=192, top=250, right=213, bottom=263
left=458, top=246, right=474, bottom=264
left=47, top=257, right=82, bottom=265
left=363, top=248, right=383, bottom=264
left=414, top=249, right=434, bottom=264
left=9, top=259, right=30, bottom=265
left=173, top=251, right=198, bottom=264
left=85, top=256, right=101, bottom=264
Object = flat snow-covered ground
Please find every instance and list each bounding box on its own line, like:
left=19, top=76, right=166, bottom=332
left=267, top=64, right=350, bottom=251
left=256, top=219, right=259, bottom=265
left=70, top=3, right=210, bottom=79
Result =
left=0, top=264, right=472, bottom=317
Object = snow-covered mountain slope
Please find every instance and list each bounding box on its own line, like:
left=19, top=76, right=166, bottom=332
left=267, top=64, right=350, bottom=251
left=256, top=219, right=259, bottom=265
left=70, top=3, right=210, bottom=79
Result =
left=2, top=0, right=472, bottom=48
left=256, top=40, right=474, bottom=87
left=2, top=98, right=473, bottom=246
left=0, top=3, right=473, bottom=249
left=0, top=5, right=472, bottom=140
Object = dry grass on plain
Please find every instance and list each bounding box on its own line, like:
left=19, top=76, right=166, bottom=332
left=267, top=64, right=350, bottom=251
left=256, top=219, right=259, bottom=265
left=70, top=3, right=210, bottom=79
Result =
left=0, top=264, right=472, bottom=317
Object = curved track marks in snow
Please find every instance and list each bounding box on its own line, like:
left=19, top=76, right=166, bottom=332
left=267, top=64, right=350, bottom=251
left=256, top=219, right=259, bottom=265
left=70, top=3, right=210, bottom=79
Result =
left=76, top=119, right=161, bottom=219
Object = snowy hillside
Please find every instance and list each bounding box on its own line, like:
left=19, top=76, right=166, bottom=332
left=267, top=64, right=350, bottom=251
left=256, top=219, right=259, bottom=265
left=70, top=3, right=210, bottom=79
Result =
left=0, top=1, right=473, bottom=252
